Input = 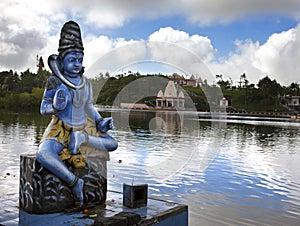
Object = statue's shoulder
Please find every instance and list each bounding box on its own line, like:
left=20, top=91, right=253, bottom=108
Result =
left=45, top=75, right=62, bottom=90
left=81, top=76, right=91, bottom=88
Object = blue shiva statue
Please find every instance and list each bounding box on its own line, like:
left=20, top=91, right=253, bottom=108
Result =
left=36, top=21, right=118, bottom=207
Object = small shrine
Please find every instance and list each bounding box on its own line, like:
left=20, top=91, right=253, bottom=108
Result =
left=156, top=80, right=185, bottom=109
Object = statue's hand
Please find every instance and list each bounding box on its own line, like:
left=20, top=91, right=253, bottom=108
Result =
left=53, top=88, right=68, bottom=111
left=97, top=117, right=114, bottom=133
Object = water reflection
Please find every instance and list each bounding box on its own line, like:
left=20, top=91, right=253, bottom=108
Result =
left=154, top=111, right=183, bottom=135
left=0, top=110, right=300, bottom=225
left=110, top=110, right=220, bottom=184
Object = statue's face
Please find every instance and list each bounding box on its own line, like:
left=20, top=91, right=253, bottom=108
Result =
left=62, top=52, right=83, bottom=76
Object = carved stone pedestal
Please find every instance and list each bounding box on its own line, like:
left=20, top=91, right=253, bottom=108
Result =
left=19, top=153, right=108, bottom=214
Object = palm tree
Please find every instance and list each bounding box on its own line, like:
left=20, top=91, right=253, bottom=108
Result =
left=216, top=74, right=223, bottom=81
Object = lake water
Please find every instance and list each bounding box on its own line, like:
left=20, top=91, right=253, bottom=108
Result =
left=0, top=110, right=300, bottom=226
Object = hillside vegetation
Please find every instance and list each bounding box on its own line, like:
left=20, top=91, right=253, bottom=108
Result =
left=0, top=69, right=299, bottom=113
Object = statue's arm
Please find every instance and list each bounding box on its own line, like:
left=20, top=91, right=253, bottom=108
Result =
left=85, top=79, right=102, bottom=122
left=40, top=90, right=56, bottom=116
left=40, top=76, right=67, bottom=116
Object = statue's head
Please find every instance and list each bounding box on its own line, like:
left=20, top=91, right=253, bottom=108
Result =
left=58, top=21, right=84, bottom=76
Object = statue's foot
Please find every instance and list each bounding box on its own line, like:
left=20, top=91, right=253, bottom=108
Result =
left=72, top=178, right=84, bottom=207
left=69, top=131, right=87, bottom=154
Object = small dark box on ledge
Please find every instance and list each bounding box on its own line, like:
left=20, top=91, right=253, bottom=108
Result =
left=123, top=183, right=148, bottom=209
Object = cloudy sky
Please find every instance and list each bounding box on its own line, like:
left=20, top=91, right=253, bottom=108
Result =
left=1, top=0, right=300, bottom=85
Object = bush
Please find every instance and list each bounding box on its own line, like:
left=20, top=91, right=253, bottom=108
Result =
left=0, top=87, right=43, bottom=111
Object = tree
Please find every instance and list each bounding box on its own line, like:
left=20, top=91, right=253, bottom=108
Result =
left=105, top=72, right=110, bottom=78
left=257, top=76, right=282, bottom=97
left=0, top=70, right=20, bottom=93
left=216, top=74, right=223, bottom=81
left=217, top=80, right=231, bottom=90
left=288, top=82, right=300, bottom=95
left=19, top=69, right=37, bottom=93
left=240, top=73, right=249, bottom=88
left=216, top=74, right=231, bottom=90
left=35, top=69, right=51, bottom=88
left=37, top=56, right=45, bottom=74
left=256, top=76, right=283, bottom=111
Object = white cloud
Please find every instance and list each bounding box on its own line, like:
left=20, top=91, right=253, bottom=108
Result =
left=84, top=35, right=114, bottom=68
left=208, top=40, right=262, bottom=85
left=84, top=35, right=144, bottom=77
left=87, top=0, right=300, bottom=26
left=0, top=0, right=299, bottom=87
left=253, top=25, right=300, bottom=85
left=84, top=10, right=126, bottom=28
left=180, top=0, right=300, bottom=25
left=0, top=0, right=63, bottom=72
left=149, top=27, right=216, bottom=62
left=208, top=24, right=300, bottom=86
left=46, top=0, right=300, bottom=27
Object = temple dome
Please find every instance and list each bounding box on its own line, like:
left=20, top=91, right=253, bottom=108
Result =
left=178, top=91, right=184, bottom=98
left=164, top=81, right=177, bottom=98
left=157, top=90, right=164, bottom=98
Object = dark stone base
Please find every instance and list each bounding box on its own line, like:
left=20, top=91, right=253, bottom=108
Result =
left=19, top=154, right=107, bottom=214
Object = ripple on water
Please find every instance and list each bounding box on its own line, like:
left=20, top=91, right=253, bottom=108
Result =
left=0, top=122, right=38, bottom=195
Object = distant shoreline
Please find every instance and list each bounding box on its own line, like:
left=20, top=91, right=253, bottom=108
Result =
left=97, top=105, right=294, bottom=118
